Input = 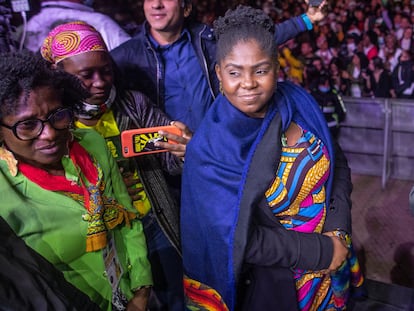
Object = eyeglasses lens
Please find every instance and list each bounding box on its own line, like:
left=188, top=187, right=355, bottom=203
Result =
left=49, top=109, right=73, bottom=129
left=15, top=109, right=73, bottom=140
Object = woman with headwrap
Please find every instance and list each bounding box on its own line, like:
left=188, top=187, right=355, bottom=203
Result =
left=41, top=21, right=192, bottom=311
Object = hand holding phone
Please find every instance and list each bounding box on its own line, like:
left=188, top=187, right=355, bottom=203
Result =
left=121, top=125, right=182, bottom=157
left=156, top=121, right=192, bottom=160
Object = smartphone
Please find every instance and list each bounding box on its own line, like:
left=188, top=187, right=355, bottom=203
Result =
left=309, top=0, right=324, bottom=7
left=121, top=125, right=182, bottom=157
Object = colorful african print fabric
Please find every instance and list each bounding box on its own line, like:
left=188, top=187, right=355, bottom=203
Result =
left=183, top=276, right=229, bottom=311
left=18, top=140, right=136, bottom=252
left=266, top=129, right=363, bottom=310
left=41, top=20, right=107, bottom=64
left=74, top=109, right=152, bottom=217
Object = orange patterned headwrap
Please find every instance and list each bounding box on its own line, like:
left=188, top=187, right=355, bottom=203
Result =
left=41, top=21, right=108, bottom=64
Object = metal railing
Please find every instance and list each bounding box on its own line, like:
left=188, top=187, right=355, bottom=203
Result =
left=338, top=97, right=414, bottom=188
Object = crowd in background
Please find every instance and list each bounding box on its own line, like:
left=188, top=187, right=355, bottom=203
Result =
left=1, top=0, right=407, bottom=309
left=0, top=1, right=355, bottom=309
left=269, top=0, right=414, bottom=99
left=215, top=0, right=414, bottom=100
left=96, top=0, right=414, bottom=100
left=5, top=0, right=414, bottom=99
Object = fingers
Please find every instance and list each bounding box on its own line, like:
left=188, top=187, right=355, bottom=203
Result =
left=157, top=130, right=186, bottom=145
left=306, top=0, right=327, bottom=23
left=154, top=139, right=186, bottom=158
left=122, top=172, right=144, bottom=201
left=122, top=172, right=140, bottom=186
left=155, top=121, right=193, bottom=159
left=129, top=191, right=142, bottom=202
left=327, top=235, right=349, bottom=272
left=170, top=120, right=193, bottom=140
left=319, top=0, right=327, bottom=9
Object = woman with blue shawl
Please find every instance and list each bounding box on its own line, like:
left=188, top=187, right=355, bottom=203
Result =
left=181, top=5, right=363, bottom=311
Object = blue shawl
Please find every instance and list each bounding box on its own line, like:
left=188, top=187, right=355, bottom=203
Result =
left=181, top=81, right=334, bottom=310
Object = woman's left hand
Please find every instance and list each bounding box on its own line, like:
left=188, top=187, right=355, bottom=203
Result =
left=155, top=120, right=192, bottom=160
left=323, top=231, right=348, bottom=273
left=126, top=287, right=151, bottom=311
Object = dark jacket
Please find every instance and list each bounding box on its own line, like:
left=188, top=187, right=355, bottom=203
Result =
left=392, top=60, right=414, bottom=98
left=370, top=69, right=393, bottom=98
left=113, top=89, right=182, bottom=252
left=311, top=87, right=347, bottom=139
left=0, top=217, right=100, bottom=311
left=111, top=17, right=311, bottom=112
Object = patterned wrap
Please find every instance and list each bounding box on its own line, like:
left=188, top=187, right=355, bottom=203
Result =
left=183, top=276, right=229, bottom=311
left=266, top=130, right=363, bottom=310
left=41, top=21, right=107, bottom=64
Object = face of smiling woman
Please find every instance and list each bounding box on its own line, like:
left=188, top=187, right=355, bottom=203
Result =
left=215, top=38, right=278, bottom=118
left=0, top=86, right=71, bottom=174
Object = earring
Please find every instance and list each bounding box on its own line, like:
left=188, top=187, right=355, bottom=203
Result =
left=64, top=131, right=74, bottom=157
left=219, top=81, right=224, bottom=95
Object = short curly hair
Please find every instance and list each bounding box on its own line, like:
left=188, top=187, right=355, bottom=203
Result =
left=0, top=50, right=89, bottom=119
left=213, top=5, right=277, bottom=63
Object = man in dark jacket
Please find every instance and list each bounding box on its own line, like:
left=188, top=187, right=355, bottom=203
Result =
left=110, top=0, right=330, bottom=220
left=111, top=0, right=327, bottom=132
left=391, top=49, right=414, bottom=99
left=311, top=74, right=347, bottom=139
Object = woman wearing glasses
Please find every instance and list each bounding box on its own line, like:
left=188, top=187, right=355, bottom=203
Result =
left=0, top=51, right=152, bottom=311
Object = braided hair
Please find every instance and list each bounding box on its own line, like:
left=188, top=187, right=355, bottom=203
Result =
left=0, top=50, right=89, bottom=119
left=213, top=5, right=277, bottom=63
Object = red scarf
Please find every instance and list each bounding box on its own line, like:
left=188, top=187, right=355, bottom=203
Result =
left=18, top=141, right=97, bottom=210
left=18, top=140, right=135, bottom=252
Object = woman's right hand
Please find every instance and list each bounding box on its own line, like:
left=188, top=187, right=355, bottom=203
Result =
left=155, top=120, right=192, bottom=161
left=122, top=171, right=143, bottom=202
left=304, top=0, right=327, bottom=24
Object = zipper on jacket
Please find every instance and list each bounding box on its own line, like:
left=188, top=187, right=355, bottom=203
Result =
left=146, top=39, right=164, bottom=109
left=196, top=25, right=216, bottom=100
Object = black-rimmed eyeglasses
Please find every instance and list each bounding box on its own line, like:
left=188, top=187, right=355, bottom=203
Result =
left=0, top=107, right=74, bottom=141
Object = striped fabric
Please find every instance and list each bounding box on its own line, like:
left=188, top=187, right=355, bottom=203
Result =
left=183, top=276, right=229, bottom=311
left=265, top=129, right=363, bottom=310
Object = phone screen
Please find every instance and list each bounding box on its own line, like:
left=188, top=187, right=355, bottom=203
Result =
left=132, top=132, right=168, bottom=154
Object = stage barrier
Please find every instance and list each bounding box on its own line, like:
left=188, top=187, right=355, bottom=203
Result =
left=338, top=97, right=414, bottom=188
